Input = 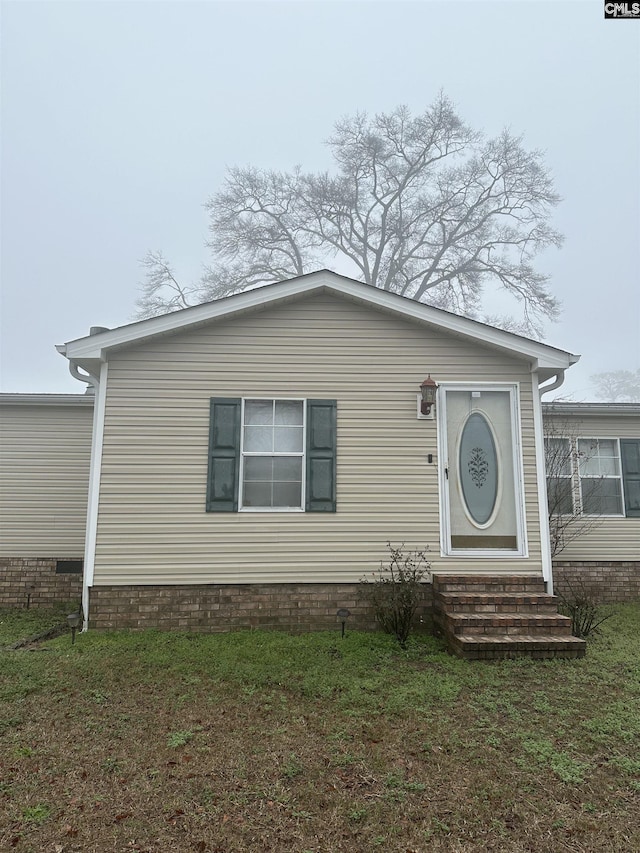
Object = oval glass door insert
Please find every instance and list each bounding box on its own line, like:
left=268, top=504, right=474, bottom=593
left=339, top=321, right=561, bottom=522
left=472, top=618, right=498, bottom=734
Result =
left=458, top=412, right=499, bottom=526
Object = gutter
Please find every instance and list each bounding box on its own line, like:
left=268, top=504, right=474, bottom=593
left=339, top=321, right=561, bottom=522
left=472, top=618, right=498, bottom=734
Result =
left=542, top=401, right=640, bottom=416
left=0, top=393, right=93, bottom=406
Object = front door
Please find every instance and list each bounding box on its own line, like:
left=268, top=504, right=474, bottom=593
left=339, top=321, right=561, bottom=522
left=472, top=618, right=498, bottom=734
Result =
left=439, top=386, right=526, bottom=556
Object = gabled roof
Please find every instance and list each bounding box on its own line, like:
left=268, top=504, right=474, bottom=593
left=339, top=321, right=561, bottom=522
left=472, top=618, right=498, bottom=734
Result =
left=57, top=269, right=579, bottom=381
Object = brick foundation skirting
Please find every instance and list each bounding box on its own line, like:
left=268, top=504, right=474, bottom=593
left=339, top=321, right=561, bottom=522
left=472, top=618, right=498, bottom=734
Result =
left=3, top=560, right=637, bottom=628
left=553, top=561, right=640, bottom=603
left=0, top=557, right=83, bottom=609
left=89, top=582, right=434, bottom=632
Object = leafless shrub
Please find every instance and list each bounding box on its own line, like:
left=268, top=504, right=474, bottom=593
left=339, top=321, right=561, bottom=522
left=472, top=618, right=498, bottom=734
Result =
left=360, top=543, right=431, bottom=648
left=556, top=578, right=613, bottom=639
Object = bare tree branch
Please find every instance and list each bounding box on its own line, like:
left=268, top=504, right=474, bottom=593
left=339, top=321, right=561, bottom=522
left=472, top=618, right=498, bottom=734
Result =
left=134, top=95, right=563, bottom=333
left=544, top=417, right=604, bottom=557
left=135, top=251, right=197, bottom=319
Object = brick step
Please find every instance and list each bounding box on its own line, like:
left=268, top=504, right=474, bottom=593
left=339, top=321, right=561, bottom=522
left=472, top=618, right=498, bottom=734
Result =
left=447, top=633, right=586, bottom=661
left=437, top=611, right=574, bottom=637
left=431, top=573, right=585, bottom=659
left=435, top=591, right=560, bottom=614
left=432, top=574, right=545, bottom=594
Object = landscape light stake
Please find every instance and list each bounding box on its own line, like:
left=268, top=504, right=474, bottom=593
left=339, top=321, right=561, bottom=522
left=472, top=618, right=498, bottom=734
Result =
left=336, top=608, right=351, bottom=639
left=67, top=612, right=81, bottom=645
left=25, top=584, right=36, bottom=609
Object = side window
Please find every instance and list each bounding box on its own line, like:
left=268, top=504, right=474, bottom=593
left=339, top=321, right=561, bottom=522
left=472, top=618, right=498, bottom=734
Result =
left=207, top=398, right=336, bottom=513
left=545, top=434, right=640, bottom=519
left=578, top=439, right=623, bottom=516
left=544, top=437, right=574, bottom=515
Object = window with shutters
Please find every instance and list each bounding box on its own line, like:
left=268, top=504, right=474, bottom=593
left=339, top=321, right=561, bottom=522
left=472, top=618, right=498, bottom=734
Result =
left=206, top=397, right=336, bottom=513
left=241, top=399, right=305, bottom=510
left=544, top=434, right=640, bottom=519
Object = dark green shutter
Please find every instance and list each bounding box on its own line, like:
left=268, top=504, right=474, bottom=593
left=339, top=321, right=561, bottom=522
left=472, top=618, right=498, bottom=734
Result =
left=206, top=398, right=241, bottom=512
left=306, top=400, right=337, bottom=512
left=620, top=439, right=640, bottom=518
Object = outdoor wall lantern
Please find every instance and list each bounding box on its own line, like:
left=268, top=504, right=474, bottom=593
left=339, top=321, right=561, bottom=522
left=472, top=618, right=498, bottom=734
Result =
left=336, top=608, right=351, bottom=639
left=67, top=612, right=82, bottom=645
left=419, top=375, right=439, bottom=416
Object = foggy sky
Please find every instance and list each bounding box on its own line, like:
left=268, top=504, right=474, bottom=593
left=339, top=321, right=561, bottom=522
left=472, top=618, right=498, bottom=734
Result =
left=1, top=0, right=639, bottom=400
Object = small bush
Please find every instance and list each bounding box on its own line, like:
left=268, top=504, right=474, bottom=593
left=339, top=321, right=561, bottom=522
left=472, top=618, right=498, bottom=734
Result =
left=556, top=579, right=613, bottom=639
left=361, top=543, right=431, bottom=648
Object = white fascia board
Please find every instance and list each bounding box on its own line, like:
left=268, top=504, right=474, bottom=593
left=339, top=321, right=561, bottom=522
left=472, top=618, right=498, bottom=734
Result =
left=328, top=279, right=578, bottom=371
left=59, top=274, right=330, bottom=360
left=59, top=270, right=578, bottom=371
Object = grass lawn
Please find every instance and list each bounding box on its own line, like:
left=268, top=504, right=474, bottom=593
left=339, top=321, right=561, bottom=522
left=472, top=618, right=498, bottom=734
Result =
left=0, top=607, right=69, bottom=648
left=0, top=606, right=638, bottom=853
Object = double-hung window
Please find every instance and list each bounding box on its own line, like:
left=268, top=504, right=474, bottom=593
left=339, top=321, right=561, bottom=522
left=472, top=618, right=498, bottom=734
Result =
left=206, top=397, right=336, bottom=513
left=577, top=439, right=623, bottom=516
left=545, top=435, right=640, bottom=518
left=241, top=399, right=304, bottom=510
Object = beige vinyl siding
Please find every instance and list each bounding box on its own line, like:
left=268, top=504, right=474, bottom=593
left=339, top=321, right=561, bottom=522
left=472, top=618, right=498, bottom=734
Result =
left=94, top=293, right=544, bottom=585
left=0, top=401, right=93, bottom=556
left=544, top=412, right=640, bottom=561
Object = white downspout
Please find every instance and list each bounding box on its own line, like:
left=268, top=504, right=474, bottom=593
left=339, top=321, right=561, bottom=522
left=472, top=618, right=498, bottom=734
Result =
left=538, top=372, right=567, bottom=397
left=532, top=369, right=566, bottom=595
left=68, top=359, right=108, bottom=632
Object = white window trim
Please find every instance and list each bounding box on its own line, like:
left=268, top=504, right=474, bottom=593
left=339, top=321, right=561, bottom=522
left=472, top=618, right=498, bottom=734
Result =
left=238, top=397, right=307, bottom=513
left=437, top=382, right=528, bottom=558
left=577, top=436, right=625, bottom=518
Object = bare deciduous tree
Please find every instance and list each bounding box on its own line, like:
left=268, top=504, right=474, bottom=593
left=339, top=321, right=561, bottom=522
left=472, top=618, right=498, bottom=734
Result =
left=544, top=418, right=602, bottom=557
left=136, top=94, right=562, bottom=334
left=590, top=369, right=640, bottom=403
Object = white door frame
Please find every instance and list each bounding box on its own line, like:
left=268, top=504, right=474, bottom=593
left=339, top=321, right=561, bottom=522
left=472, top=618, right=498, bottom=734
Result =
left=437, top=382, right=528, bottom=558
